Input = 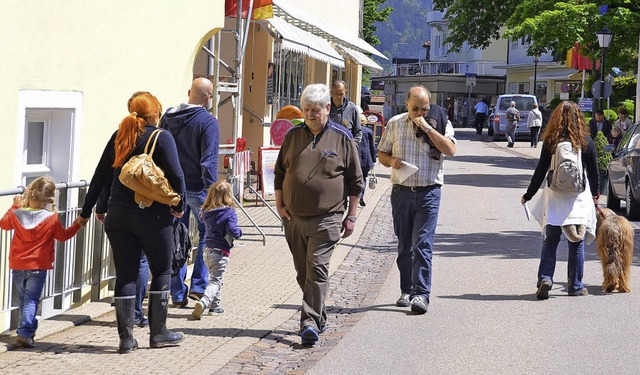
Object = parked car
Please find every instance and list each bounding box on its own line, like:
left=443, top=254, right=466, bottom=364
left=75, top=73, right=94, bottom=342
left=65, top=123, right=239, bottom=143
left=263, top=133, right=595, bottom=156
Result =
left=491, top=94, right=538, bottom=141
left=606, top=121, right=640, bottom=219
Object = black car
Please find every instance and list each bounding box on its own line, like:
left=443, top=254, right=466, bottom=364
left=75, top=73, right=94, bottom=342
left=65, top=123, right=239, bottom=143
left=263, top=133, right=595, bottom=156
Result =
left=606, top=121, right=640, bottom=219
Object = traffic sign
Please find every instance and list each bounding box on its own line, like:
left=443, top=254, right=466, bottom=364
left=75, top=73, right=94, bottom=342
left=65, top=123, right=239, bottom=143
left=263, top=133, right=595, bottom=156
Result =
left=592, top=76, right=614, bottom=99
left=578, top=98, right=594, bottom=112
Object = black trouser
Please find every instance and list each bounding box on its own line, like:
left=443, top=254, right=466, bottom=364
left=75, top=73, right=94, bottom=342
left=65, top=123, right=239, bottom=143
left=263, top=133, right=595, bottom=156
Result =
left=474, top=113, right=487, bottom=134
left=105, top=205, right=174, bottom=296
left=360, top=167, right=370, bottom=198
left=530, top=126, right=541, bottom=147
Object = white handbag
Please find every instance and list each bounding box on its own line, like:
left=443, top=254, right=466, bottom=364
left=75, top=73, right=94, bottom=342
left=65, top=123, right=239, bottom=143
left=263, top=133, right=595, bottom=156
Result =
left=368, top=170, right=377, bottom=189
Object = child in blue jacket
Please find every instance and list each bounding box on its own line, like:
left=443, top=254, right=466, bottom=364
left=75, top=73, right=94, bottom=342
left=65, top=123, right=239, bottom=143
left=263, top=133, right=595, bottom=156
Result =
left=191, top=181, right=242, bottom=319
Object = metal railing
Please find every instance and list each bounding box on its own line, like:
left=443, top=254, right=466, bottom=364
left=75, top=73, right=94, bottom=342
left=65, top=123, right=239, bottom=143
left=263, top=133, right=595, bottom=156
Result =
left=0, top=181, right=115, bottom=331
left=393, top=60, right=496, bottom=76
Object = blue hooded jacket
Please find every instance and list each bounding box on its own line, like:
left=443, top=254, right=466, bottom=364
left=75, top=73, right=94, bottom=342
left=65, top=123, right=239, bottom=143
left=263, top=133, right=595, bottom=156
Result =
left=202, top=207, right=242, bottom=252
left=160, top=104, right=219, bottom=192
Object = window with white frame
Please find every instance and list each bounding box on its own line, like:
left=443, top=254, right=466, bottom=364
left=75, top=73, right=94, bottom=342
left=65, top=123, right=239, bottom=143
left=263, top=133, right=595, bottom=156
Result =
left=511, top=39, right=518, bottom=48
left=17, top=90, right=82, bottom=187
left=23, top=111, right=52, bottom=185
left=518, top=82, right=530, bottom=94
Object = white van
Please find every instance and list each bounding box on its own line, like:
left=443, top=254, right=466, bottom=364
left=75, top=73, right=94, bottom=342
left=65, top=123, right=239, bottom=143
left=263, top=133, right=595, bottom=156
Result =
left=491, top=94, right=538, bottom=141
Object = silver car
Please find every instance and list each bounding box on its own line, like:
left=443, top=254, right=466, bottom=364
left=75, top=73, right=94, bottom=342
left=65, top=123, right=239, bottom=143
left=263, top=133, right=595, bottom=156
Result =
left=606, top=121, right=640, bottom=219
left=491, top=94, right=538, bottom=141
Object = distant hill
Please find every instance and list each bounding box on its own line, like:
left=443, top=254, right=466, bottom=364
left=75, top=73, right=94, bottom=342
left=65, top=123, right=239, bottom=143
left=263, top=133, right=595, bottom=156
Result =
left=372, top=0, right=433, bottom=75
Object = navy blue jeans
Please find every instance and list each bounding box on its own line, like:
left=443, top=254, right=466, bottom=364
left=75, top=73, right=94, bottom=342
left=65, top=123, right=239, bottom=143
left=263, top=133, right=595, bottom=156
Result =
left=537, top=225, right=585, bottom=294
left=12, top=270, right=47, bottom=339
left=135, top=254, right=149, bottom=321
left=391, top=185, right=441, bottom=302
left=171, top=190, right=208, bottom=302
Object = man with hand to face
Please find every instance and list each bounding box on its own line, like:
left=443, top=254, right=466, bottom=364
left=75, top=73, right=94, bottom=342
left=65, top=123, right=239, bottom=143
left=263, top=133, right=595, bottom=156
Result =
left=377, top=85, right=457, bottom=314
left=274, top=83, right=362, bottom=346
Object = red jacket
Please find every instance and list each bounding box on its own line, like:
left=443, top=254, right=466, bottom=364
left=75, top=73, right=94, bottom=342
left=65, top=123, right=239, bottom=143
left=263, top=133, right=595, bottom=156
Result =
left=0, top=205, right=81, bottom=270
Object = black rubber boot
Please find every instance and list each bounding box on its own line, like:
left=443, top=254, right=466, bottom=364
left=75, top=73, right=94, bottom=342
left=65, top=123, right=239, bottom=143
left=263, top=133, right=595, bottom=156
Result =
left=148, top=290, right=184, bottom=348
left=114, top=296, right=138, bottom=354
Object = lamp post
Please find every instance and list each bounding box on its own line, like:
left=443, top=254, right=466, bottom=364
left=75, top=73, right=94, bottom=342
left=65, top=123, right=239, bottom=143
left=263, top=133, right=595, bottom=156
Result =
left=532, top=54, right=539, bottom=100
left=596, top=28, right=613, bottom=110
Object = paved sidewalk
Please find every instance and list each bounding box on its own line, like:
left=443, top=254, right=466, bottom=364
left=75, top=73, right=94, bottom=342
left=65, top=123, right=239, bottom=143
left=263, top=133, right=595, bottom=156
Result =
left=0, top=162, right=396, bottom=374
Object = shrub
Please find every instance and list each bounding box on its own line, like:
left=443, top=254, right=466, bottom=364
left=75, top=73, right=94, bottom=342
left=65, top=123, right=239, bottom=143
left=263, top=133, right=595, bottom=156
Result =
left=604, top=109, right=618, bottom=121
left=620, top=99, right=635, bottom=120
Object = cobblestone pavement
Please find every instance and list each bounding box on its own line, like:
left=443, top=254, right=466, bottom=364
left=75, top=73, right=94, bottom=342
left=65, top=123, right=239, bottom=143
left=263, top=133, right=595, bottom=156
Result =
left=0, top=164, right=397, bottom=375
left=216, top=194, right=396, bottom=375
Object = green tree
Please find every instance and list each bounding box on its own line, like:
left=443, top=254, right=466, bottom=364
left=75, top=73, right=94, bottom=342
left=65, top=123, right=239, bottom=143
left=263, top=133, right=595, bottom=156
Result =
left=432, top=0, right=639, bottom=72
left=363, top=0, right=393, bottom=46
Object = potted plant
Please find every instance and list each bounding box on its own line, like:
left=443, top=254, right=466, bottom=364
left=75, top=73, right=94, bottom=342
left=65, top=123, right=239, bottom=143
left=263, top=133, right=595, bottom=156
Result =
left=594, top=131, right=612, bottom=195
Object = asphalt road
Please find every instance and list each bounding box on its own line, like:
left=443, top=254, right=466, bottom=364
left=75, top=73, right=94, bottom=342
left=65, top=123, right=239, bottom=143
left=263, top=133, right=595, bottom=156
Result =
left=309, top=129, right=640, bottom=375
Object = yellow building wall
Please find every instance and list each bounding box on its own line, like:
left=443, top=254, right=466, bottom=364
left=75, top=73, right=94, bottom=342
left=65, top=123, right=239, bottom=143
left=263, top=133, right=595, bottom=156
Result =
left=0, top=0, right=225, bottom=191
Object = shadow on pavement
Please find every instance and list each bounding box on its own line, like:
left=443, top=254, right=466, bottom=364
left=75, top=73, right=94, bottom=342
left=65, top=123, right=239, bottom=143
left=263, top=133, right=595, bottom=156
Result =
left=435, top=230, right=602, bottom=262
left=450, top=154, right=537, bottom=169
left=445, top=172, right=533, bottom=189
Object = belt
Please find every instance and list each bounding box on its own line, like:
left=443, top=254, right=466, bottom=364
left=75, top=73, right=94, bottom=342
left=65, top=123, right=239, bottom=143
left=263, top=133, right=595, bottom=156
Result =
left=394, top=184, right=439, bottom=192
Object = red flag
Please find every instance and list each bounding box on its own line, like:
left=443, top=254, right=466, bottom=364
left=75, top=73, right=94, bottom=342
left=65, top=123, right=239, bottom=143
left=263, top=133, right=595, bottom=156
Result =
left=566, top=43, right=598, bottom=71
left=225, top=0, right=273, bottom=20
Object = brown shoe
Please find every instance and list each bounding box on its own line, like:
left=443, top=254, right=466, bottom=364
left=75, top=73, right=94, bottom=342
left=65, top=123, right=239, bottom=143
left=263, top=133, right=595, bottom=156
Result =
left=170, top=299, right=188, bottom=308
left=188, top=292, right=203, bottom=301
left=16, top=335, right=35, bottom=348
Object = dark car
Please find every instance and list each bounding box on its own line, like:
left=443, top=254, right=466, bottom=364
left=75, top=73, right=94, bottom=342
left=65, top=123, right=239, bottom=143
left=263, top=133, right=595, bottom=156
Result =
left=606, top=121, right=640, bottom=219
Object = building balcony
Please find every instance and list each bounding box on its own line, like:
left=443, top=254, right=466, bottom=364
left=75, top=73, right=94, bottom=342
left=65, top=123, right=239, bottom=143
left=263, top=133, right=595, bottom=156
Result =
left=426, top=11, right=446, bottom=26
left=392, top=59, right=504, bottom=76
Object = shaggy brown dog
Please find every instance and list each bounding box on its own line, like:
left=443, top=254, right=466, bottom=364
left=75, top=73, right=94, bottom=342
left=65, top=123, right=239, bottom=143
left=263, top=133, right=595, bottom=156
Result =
left=596, top=208, right=634, bottom=292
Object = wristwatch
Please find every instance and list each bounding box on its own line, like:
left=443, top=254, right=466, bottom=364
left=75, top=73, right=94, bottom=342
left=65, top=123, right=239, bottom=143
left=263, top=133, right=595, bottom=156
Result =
left=346, top=215, right=357, bottom=223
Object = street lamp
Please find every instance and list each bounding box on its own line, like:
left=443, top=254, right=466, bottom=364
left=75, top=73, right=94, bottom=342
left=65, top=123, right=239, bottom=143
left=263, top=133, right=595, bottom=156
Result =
left=596, top=28, right=613, bottom=110
left=532, top=54, right=539, bottom=100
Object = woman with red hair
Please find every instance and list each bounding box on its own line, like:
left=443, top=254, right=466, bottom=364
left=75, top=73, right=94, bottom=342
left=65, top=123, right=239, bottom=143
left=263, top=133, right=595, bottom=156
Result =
left=80, top=92, right=186, bottom=353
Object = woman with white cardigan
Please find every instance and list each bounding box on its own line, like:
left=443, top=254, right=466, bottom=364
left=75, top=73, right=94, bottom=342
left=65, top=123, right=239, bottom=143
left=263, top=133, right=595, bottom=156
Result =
left=527, top=103, right=543, bottom=148
left=521, top=101, right=599, bottom=300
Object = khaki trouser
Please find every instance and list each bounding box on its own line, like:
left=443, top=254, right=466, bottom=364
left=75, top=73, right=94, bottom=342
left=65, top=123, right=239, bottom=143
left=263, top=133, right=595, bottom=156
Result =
left=284, top=212, right=342, bottom=331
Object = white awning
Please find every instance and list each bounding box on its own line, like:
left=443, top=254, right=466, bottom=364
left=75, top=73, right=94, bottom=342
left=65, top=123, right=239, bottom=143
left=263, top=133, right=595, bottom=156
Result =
left=529, top=68, right=581, bottom=81
left=264, top=17, right=344, bottom=68
left=337, top=45, right=383, bottom=72
left=271, top=0, right=387, bottom=60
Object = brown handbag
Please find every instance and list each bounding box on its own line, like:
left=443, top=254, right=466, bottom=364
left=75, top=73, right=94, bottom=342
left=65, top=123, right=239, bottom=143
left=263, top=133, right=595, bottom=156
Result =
left=119, top=128, right=181, bottom=208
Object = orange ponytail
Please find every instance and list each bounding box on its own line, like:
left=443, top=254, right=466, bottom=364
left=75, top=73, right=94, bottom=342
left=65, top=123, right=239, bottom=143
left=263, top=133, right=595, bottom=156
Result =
left=113, top=114, right=145, bottom=167
left=112, top=93, right=162, bottom=168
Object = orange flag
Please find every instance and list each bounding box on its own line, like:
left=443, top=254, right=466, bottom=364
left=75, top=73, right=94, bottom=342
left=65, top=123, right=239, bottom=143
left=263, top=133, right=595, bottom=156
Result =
left=225, top=0, right=273, bottom=20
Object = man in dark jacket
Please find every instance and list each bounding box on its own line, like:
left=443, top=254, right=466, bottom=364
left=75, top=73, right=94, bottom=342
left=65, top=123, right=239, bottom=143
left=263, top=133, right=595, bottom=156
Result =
left=358, top=118, right=377, bottom=206
left=160, top=77, right=220, bottom=307
left=588, top=109, right=612, bottom=139
left=329, top=80, right=363, bottom=144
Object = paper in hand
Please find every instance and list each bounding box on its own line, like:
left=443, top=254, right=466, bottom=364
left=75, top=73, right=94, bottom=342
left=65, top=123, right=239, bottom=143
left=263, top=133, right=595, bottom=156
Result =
left=523, top=202, right=531, bottom=221
left=391, top=161, right=419, bottom=184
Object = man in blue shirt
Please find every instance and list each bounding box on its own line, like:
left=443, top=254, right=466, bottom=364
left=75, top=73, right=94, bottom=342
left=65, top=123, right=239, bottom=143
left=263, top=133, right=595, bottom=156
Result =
left=161, top=78, right=220, bottom=307
left=473, top=98, right=489, bottom=135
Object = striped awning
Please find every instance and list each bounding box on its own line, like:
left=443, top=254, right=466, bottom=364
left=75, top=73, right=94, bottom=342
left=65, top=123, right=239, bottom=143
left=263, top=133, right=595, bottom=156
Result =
left=264, top=17, right=344, bottom=68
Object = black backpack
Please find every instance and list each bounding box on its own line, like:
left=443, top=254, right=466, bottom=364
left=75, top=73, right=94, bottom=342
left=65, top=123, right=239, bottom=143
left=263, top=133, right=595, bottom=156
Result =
left=172, top=220, right=192, bottom=277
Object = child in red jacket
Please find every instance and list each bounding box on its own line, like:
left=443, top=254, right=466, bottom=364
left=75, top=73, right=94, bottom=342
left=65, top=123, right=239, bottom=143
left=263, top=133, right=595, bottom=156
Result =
left=0, top=176, right=85, bottom=348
